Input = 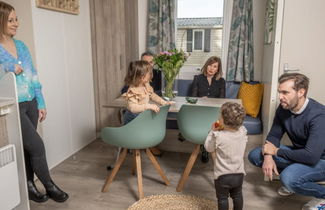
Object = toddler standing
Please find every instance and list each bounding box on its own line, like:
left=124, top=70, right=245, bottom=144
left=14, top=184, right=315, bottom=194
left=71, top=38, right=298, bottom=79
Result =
left=122, top=60, right=173, bottom=124
left=204, top=102, right=247, bottom=210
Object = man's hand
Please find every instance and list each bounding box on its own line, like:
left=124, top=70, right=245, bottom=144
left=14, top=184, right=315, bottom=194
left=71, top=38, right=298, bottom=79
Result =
left=263, top=141, right=279, bottom=155
left=39, top=109, right=47, bottom=122
left=262, top=155, right=279, bottom=181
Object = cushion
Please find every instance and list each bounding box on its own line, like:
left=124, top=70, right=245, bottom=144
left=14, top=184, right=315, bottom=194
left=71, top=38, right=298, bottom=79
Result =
left=237, top=82, right=264, bottom=118
left=176, top=79, right=193, bottom=96
left=243, top=115, right=263, bottom=135
left=225, top=81, right=241, bottom=99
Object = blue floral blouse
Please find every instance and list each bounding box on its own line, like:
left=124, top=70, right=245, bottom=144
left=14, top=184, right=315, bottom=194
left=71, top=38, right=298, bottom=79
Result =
left=0, top=39, right=45, bottom=109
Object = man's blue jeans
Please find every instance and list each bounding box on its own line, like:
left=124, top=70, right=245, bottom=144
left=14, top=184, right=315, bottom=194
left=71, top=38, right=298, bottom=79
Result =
left=248, top=145, right=325, bottom=198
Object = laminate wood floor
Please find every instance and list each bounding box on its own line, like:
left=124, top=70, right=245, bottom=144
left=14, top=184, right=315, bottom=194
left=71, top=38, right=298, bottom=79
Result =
left=30, top=135, right=311, bottom=210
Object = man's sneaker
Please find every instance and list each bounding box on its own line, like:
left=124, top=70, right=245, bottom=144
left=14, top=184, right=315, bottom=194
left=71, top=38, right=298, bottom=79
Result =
left=277, top=186, right=294, bottom=196
left=302, top=198, right=325, bottom=210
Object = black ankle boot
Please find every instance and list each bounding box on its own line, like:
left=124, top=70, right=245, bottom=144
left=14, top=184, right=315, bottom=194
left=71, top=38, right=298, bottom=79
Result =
left=200, top=146, right=209, bottom=163
left=27, top=180, right=49, bottom=203
left=45, top=181, right=69, bottom=202
left=201, top=151, right=209, bottom=163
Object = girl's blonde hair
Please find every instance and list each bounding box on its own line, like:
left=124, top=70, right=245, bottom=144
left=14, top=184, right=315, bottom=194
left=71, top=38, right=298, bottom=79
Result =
left=124, top=60, right=152, bottom=87
left=0, top=1, right=15, bottom=40
left=221, top=102, right=246, bottom=130
left=201, top=56, right=222, bottom=80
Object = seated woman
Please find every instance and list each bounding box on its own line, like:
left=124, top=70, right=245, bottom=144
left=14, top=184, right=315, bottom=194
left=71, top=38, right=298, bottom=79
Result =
left=191, top=56, right=225, bottom=98
left=191, top=56, right=226, bottom=163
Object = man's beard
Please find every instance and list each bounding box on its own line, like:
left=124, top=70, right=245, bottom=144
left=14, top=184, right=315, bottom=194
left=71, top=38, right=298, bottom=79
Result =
left=281, top=97, right=299, bottom=111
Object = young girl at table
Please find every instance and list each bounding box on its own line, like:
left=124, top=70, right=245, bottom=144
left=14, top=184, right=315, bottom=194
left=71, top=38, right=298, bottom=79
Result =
left=204, top=102, right=247, bottom=210
left=122, top=60, right=173, bottom=124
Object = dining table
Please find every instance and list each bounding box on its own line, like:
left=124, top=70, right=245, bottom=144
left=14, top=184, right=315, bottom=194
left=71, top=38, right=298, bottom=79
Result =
left=102, top=96, right=242, bottom=112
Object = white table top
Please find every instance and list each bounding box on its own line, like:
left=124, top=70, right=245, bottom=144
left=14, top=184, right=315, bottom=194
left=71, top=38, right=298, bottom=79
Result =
left=103, top=96, right=242, bottom=112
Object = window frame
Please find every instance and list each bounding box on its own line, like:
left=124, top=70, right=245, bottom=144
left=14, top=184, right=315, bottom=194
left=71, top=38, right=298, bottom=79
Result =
left=192, top=29, right=204, bottom=51
left=175, top=0, right=233, bottom=79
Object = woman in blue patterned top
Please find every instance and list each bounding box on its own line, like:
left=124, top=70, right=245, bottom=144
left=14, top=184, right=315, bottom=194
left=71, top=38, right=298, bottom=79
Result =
left=0, top=1, right=68, bottom=203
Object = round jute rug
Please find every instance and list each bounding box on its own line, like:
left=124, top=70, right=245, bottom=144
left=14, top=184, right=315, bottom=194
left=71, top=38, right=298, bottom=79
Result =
left=128, top=194, right=217, bottom=210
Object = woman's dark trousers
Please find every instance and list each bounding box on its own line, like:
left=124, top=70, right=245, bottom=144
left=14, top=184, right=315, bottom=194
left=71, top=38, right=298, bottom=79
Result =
left=19, top=99, right=51, bottom=185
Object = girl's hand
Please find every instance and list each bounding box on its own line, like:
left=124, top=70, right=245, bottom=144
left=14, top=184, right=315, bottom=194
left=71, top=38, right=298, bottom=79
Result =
left=166, top=101, right=175, bottom=105
left=39, top=109, right=47, bottom=122
left=149, top=104, right=160, bottom=113
left=14, top=64, right=23, bottom=75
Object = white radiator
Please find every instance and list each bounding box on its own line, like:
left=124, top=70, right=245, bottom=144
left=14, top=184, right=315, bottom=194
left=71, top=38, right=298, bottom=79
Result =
left=0, top=144, right=20, bottom=210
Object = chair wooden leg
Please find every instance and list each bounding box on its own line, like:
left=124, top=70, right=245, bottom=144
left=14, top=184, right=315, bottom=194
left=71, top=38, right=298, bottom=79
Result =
left=131, top=150, right=136, bottom=175
left=135, top=149, right=144, bottom=199
left=176, top=144, right=200, bottom=192
left=146, top=148, right=170, bottom=186
left=102, top=148, right=127, bottom=192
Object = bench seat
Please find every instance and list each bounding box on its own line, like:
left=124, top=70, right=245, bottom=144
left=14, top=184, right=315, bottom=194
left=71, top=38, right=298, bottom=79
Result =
left=166, top=79, right=263, bottom=135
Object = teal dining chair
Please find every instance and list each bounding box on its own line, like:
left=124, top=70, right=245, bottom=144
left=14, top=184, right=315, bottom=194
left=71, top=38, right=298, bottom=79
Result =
left=100, top=105, right=170, bottom=199
left=176, top=104, right=219, bottom=192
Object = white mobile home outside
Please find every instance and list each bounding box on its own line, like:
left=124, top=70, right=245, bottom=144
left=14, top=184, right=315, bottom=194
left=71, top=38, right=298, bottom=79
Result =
left=176, top=17, right=223, bottom=69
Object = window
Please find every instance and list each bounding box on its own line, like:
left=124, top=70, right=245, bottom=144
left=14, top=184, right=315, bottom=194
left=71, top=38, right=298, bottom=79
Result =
left=176, top=0, right=226, bottom=80
left=193, top=30, right=204, bottom=51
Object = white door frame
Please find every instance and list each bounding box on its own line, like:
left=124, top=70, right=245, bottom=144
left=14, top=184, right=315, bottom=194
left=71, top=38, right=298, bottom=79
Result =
left=261, top=0, right=285, bottom=140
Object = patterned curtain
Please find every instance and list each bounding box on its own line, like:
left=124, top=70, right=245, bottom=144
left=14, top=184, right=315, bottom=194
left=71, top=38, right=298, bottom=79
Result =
left=226, top=0, right=254, bottom=82
left=147, top=0, right=176, bottom=54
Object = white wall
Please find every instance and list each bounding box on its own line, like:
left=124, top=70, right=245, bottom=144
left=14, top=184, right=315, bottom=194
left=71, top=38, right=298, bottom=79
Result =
left=6, top=0, right=96, bottom=168
left=30, top=0, right=96, bottom=168
left=138, top=0, right=266, bottom=81
left=138, top=0, right=148, bottom=58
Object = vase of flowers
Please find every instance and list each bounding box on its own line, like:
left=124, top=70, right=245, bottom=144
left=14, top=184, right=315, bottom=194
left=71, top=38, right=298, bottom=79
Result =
left=154, top=49, right=188, bottom=99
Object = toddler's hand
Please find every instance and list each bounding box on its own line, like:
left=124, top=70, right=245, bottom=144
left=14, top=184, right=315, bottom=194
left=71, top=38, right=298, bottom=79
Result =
left=149, top=104, right=160, bottom=113
left=211, top=121, right=224, bottom=131
left=211, top=123, right=218, bottom=131
left=14, top=64, right=23, bottom=75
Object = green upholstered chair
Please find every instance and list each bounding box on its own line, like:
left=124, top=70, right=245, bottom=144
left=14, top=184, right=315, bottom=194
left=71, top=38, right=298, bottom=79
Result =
left=176, top=104, right=219, bottom=192
left=100, top=105, right=170, bottom=199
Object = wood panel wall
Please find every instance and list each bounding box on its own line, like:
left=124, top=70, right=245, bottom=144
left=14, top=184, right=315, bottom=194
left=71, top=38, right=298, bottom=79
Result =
left=90, top=0, right=139, bottom=131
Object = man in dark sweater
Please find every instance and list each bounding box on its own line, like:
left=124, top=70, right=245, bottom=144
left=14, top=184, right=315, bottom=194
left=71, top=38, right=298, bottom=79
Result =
left=248, top=73, right=325, bottom=210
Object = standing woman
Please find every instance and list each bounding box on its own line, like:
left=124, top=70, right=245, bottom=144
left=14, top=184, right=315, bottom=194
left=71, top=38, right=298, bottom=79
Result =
left=191, top=56, right=225, bottom=98
left=0, top=1, right=68, bottom=203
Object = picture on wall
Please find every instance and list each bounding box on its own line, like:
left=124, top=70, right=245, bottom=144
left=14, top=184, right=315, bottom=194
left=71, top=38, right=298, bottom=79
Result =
left=36, top=0, right=79, bottom=15
left=264, top=0, right=276, bottom=44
